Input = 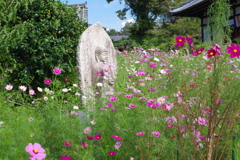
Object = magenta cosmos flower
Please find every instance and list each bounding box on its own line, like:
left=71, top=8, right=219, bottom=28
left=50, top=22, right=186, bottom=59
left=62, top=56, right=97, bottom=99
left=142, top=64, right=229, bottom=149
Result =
left=149, top=62, right=157, bottom=68
left=64, top=140, right=72, bottom=147
left=152, top=131, right=161, bottom=137
left=192, top=47, right=204, bottom=56
left=111, top=135, right=122, bottom=141
left=136, top=132, right=146, bottom=136
left=226, top=43, right=240, bottom=58
left=207, top=48, right=217, bottom=58
left=53, top=68, right=61, bottom=75
left=44, top=78, right=52, bottom=84
left=175, top=36, right=186, bottom=47
left=186, top=35, right=194, bottom=45
left=94, top=134, right=102, bottom=140
left=60, top=155, right=71, bottom=160
left=129, top=103, right=137, bottom=108
left=108, top=151, right=116, bottom=156
left=109, top=96, right=117, bottom=101
left=25, top=143, right=46, bottom=160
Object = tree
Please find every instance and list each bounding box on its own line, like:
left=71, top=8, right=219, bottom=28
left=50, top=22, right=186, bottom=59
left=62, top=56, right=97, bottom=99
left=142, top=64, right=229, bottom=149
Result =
left=5, top=0, right=86, bottom=89
left=121, top=21, right=134, bottom=35
left=0, top=0, right=33, bottom=75
left=106, top=0, right=171, bottom=42
left=106, top=29, right=118, bottom=36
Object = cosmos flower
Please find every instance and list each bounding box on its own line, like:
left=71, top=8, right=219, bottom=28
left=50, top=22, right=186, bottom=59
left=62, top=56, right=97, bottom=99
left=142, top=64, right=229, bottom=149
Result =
left=44, top=79, right=52, bottom=84
left=25, top=143, right=46, bottom=160
left=152, top=131, right=161, bottom=137
left=53, top=68, right=61, bottom=75
left=136, top=132, right=146, bottom=136
left=5, top=84, right=13, bottom=90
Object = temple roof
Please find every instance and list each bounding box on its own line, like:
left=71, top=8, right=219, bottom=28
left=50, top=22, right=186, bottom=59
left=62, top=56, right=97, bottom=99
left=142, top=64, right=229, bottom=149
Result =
left=169, top=0, right=209, bottom=17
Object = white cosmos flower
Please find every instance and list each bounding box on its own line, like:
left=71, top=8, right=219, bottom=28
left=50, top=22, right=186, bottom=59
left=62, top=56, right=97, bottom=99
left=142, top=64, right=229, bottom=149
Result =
left=73, top=106, right=79, bottom=109
left=159, top=69, right=166, bottom=74
left=62, top=88, right=68, bottom=92
left=37, top=87, right=43, bottom=92
left=73, top=84, right=78, bottom=87
left=153, top=57, right=159, bottom=62
left=44, top=88, right=50, bottom=93
left=97, top=82, right=103, bottom=87
left=75, top=92, right=81, bottom=96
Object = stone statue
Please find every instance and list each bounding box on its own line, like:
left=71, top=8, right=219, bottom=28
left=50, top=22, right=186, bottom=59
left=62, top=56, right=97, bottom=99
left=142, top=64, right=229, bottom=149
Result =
left=76, top=22, right=117, bottom=106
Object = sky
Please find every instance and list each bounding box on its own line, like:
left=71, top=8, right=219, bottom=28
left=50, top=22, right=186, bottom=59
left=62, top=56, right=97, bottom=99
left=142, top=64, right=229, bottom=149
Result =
left=61, top=0, right=134, bottom=31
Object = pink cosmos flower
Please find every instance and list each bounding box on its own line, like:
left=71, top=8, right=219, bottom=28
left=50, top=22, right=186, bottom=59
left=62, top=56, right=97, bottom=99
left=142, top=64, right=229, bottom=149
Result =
left=109, top=96, right=117, bottom=101
left=137, top=70, right=146, bottom=76
left=25, top=143, right=46, bottom=160
left=60, top=155, right=71, bottom=160
left=97, top=72, right=103, bottom=76
left=196, top=117, right=208, bottom=126
left=19, top=85, right=27, bottom=91
left=207, top=48, right=217, bottom=58
left=64, top=140, right=72, bottom=147
left=186, top=35, right=194, bottom=45
left=53, top=68, right=61, bottom=75
left=5, top=84, right=13, bottom=90
left=84, top=127, right=92, bottom=134
left=152, top=131, right=161, bottom=137
left=111, top=135, right=122, bottom=141
left=108, top=151, right=116, bottom=156
left=175, top=36, right=186, bottom=47
left=125, top=94, right=134, bottom=99
left=29, top=89, right=35, bottom=95
left=166, top=123, right=174, bottom=128
left=44, top=78, right=52, bottom=84
left=136, top=132, right=146, bottom=136
left=94, top=134, right=101, bottom=140
left=213, top=44, right=221, bottom=54
left=149, top=62, right=157, bottom=68
left=90, top=120, right=96, bottom=125
left=114, top=142, right=122, bottom=150
left=129, top=103, right=137, bottom=108
left=226, top=43, right=240, bottom=58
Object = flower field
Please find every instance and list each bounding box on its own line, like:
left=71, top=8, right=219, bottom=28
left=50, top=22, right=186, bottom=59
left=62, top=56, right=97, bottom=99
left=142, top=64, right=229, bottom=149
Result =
left=1, top=37, right=240, bottom=160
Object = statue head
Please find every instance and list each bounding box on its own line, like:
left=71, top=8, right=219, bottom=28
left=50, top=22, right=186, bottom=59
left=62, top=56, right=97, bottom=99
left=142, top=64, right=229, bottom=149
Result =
left=95, top=45, right=108, bottom=62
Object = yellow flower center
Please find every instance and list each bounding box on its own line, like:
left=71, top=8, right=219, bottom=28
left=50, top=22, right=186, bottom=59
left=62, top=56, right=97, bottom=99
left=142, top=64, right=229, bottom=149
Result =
left=33, top=149, right=38, bottom=154
left=179, top=39, right=182, bottom=42
left=198, top=51, right=202, bottom=54
left=233, top=49, right=237, bottom=53
left=209, top=52, right=214, bottom=55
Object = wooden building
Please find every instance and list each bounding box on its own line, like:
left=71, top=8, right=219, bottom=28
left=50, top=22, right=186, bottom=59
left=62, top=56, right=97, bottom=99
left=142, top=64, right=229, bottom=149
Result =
left=169, top=0, right=240, bottom=42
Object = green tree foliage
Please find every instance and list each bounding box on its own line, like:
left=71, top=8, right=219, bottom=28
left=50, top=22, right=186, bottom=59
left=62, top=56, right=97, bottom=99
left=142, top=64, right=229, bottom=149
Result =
left=148, top=17, right=201, bottom=50
left=106, top=0, right=171, bottom=42
left=106, top=29, right=118, bottom=36
left=5, top=0, right=86, bottom=88
left=121, top=21, right=134, bottom=35
left=0, top=0, right=33, bottom=75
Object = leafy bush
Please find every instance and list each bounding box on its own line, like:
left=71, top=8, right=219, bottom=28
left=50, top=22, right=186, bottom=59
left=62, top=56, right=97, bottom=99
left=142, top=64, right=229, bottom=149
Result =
left=4, top=0, right=86, bottom=89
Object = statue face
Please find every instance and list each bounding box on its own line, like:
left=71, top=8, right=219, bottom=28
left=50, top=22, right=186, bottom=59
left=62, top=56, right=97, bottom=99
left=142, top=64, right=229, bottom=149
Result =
left=99, top=51, right=108, bottom=62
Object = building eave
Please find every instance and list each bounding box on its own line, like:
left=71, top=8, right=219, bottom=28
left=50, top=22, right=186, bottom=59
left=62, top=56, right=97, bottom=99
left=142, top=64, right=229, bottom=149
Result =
left=170, top=0, right=208, bottom=17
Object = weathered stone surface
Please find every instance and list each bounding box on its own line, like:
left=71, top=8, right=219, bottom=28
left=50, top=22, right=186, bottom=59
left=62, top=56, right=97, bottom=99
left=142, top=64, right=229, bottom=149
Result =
left=76, top=22, right=117, bottom=106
